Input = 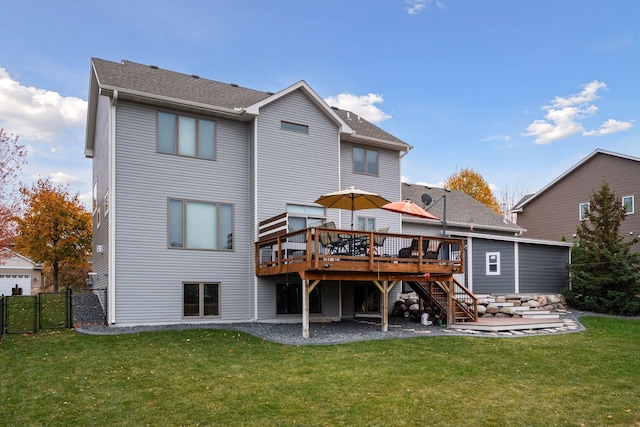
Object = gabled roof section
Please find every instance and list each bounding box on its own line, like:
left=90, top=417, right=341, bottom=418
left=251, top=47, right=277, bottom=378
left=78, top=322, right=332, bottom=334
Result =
left=85, top=58, right=411, bottom=157
left=511, top=149, right=640, bottom=211
left=402, top=183, right=524, bottom=234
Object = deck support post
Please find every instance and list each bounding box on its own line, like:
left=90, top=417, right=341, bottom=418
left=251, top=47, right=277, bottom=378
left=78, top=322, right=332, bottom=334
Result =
left=302, top=279, right=309, bottom=338
left=373, top=280, right=398, bottom=333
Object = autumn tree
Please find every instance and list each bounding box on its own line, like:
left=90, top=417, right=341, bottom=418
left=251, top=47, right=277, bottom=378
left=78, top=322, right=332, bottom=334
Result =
left=563, top=182, right=640, bottom=315
left=0, top=129, right=27, bottom=253
left=445, top=167, right=502, bottom=214
left=14, top=178, right=92, bottom=292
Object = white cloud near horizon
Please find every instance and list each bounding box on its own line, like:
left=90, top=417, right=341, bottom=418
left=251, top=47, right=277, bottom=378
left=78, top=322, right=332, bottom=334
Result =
left=523, top=81, right=633, bottom=144
left=0, top=67, right=87, bottom=141
left=324, top=92, right=392, bottom=123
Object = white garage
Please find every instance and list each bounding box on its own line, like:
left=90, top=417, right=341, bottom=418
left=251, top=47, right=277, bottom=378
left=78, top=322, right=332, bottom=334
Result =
left=0, top=249, right=41, bottom=296
left=0, top=274, right=31, bottom=296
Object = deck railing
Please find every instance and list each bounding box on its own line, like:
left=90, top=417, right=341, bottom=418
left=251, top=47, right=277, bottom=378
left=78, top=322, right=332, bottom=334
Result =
left=255, top=226, right=464, bottom=277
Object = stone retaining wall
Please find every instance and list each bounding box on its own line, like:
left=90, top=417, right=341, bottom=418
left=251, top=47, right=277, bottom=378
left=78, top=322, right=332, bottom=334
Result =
left=475, top=294, right=566, bottom=318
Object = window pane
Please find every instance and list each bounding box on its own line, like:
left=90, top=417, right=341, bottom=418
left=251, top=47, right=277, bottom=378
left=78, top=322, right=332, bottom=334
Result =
left=169, top=199, right=184, bottom=248
left=281, top=121, right=308, bottom=133
left=158, top=112, right=176, bottom=153
left=178, top=116, right=197, bottom=157
left=187, top=202, right=216, bottom=249
left=367, top=218, right=376, bottom=231
left=353, top=147, right=365, bottom=173
left=367, top=150, right=379, bottom=175
left=199, top=120, right=216, bottom=160
left=203, top=284, right=219, bottom=316
left=357, top=218, right=365, bottom=230
left=183, top=283, right=200, bottom=316
left=219, top=204, right=233, bottom=249
left=623, top=196, right=633, bottom=214
left=288, top=217, right=306, bottom=232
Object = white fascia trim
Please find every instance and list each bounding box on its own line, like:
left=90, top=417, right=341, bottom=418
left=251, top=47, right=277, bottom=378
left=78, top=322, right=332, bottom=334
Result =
left=245, top=80, right=354, bottom=134
left=460, top=232, right=573, bottom=247
left=403, top=217, right=525, bottom=234
left=98, top=85, right=249, bottom=118
left=346, top=133, right=413, bottom=152
left=253, top=118, right=259, bottom=321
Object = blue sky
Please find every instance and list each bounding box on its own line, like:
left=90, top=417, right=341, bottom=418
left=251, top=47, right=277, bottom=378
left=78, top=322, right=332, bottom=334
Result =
left=1, top=0, right=638, bottom=208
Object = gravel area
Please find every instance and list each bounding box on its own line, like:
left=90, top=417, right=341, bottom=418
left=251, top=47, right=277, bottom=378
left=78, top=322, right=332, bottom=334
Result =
left=74, top=311, right=599, bottom=345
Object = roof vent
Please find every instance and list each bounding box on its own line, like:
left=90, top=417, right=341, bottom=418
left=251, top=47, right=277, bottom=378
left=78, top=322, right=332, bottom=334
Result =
left=230, top=83, right=238, bottom=87
left=191, top=74, right=200, bottom=79
left=267, top=91, right=274, bottom=95
left=331, top=106, right=339, bottom=110
left=149, top=65, right=159, bottom=69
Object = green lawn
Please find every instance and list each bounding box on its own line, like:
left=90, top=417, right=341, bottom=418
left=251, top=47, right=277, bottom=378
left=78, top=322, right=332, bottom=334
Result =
left=1, top=317, right=639, bottom=427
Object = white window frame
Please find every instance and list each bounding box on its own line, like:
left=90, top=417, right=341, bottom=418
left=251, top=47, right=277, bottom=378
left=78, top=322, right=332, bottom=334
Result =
left=96, top=207, right=101, bottom=229
left=579, top=202, right=590, bottom=221
left=486, top=252, right=500, bottom=276
left=92, top=181, right=98, bottom=214
left=622, top=195, right=634, bottom=215
left=104, top=191, right=109, bottom=216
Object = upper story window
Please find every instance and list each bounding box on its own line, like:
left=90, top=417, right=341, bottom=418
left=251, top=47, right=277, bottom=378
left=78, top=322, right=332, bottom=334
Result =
left=579, top=202, right=590, bottom=221
left=287, top=204, right=324, bottom=231
left=622, top=196, right=634, bottom=215
left=281, top=121, right=309, bottom=134
left=157, top=112, right=216, bottom=160
left=92, top=181, right=98, bottom=214
left=353, top=147, right=379, bottom=176
left=486, top=252, right=500, bottom=276
left=357, top=217, right=376, bottom=231
left=168, top=199, right=233, bottom=250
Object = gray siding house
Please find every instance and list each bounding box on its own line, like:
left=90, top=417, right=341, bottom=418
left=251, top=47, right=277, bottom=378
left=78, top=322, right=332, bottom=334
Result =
left=401, top=183, right=572, bottom=295
left=85, top=58, right=410, bottom=326
left=512, top=149, right=640, bottom=252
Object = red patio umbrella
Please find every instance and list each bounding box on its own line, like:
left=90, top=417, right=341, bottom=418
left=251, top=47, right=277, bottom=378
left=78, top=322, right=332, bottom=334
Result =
left=381, top=200, right=439, bottom=220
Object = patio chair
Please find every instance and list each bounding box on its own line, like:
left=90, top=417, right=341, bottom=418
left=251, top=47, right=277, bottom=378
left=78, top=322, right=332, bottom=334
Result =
left=373, top=227, right=389, bottom=255
left=318, top=222, right=342, bottom=254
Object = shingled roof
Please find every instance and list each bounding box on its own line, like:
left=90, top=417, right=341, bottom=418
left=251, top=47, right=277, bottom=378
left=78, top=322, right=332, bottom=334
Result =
left=402, top=183, right=524, bottom=234
left=88, top=58, right=409, bottom=149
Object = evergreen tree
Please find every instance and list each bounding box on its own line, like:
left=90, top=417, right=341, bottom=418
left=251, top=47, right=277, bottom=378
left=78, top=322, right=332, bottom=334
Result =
left=563, top=182, right=640, bottom=315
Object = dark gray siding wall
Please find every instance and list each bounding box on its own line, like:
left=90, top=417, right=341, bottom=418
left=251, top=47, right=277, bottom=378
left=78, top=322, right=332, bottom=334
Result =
left=471, top=238, right=515, bottom=294
left=519, top=244, right=570, bottom=293
left=113, top=101, right=253, bottom=326
left=254, top=90, right=341, bottom=320
left=91, top=95, right=111, bottom=289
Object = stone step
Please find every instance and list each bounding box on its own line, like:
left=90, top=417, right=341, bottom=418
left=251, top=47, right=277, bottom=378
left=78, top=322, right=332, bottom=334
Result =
left=521, top=311, right=560, bottom=319
left=489, top=302, right=514, bottom=307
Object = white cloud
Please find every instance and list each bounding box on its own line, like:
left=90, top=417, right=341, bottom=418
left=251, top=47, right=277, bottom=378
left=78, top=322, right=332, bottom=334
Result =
left=404, top=0, right=443, bottom=15
left=50, top=171, right=80, bottom=185
left=523, top=80, right=631, bottom=144
left=584, top=118, right=634, bottom=136
left=0, top=67, right=87, bottom=141
left=324, top=92, right=391, bottom=123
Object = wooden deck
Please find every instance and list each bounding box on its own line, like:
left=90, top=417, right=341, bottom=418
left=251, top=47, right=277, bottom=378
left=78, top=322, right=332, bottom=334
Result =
left=255, top=227, right=465, bottom=281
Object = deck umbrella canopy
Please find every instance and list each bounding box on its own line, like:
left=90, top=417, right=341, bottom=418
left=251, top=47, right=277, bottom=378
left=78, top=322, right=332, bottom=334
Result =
left=381, top=199, right=439, bottom=220
left=314, top=186, right=390, bottom=229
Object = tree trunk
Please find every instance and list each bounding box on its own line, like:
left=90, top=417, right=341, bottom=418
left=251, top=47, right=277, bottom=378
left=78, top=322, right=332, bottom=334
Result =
left=53, top=260, right=59, bottom=293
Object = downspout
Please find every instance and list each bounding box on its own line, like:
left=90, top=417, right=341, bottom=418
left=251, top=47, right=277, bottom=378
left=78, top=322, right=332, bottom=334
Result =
left=108, top=90, right=118, bottom=324
left=253, top=118, right=259, bottom=321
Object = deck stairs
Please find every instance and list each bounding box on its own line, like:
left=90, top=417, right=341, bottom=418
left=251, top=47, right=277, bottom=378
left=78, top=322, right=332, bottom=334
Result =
left=405, top=280, right=477, bottom=324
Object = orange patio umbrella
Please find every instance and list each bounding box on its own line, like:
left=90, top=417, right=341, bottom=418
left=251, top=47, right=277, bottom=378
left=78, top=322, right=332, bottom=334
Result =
left=381, top=200, right=439, bottom=220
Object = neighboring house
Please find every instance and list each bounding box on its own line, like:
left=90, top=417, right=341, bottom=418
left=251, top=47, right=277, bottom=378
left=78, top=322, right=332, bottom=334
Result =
left=0, top=249, right=43, bottom=296
left=512, top=149, right=640, bottom=252
left=401, top=183, right=572, bottom=294
left=85, top=58, right=411, bottom=327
